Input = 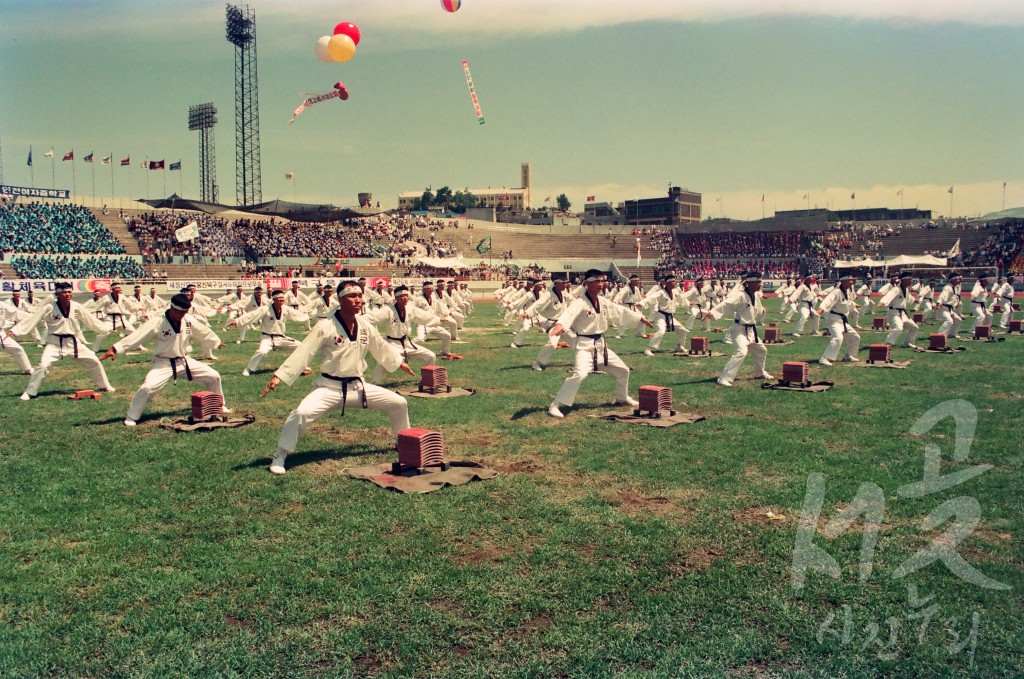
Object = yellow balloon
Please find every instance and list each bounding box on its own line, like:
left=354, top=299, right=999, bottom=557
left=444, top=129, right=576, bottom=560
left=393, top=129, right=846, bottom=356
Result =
left=327, top=34, right=356, bottom=62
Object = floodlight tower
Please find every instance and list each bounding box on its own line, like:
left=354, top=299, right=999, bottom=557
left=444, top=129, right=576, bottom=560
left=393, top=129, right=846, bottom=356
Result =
left=226, top=3, right=262, bottom=207
left=187, top=103, right=219, bottom=203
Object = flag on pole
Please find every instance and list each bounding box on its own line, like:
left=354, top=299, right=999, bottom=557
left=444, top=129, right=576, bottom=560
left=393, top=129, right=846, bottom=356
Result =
left=850, top=192, right=855, bottom=200
left=285, top=172, right=295, bottom=180
left=141, top=160, right=149, bottom=170
left=544, top=196, right=551, bottom=202
left=802, top=194, right=808, bottom=200
left=475, top=236, right=492, bottom=254
left=63, top=151, right=74, bottom=161
left=84, top=152, right=94, bottom=163
left=149, top=160, right=165, bottom=170
left=26, top=148, right=32, bottom=166
left=43, top=149, right=54, bottom=159
left=101, top=155, right=112, bottom=165
left=760, top=194, right=764, bottom=203
left=174, top=220, right=200, bottom=243
left=947, top=238, right=961, bottom=259
left=586, top=195, right=596, bottom=202
left=896, top=189, right=902, bottom=196
left=120, top=156, right=130, bottom=166
left=948, top=186, right=954, bottom=194
left=169, top=161, right=181, bottom=171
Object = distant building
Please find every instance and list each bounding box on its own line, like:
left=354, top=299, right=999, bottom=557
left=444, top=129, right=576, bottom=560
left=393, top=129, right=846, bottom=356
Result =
left=777, top=207, right=932, bottom=221
left=583, top=186, right=702, bottom=227
left=397, top=162, right=532, bottom=212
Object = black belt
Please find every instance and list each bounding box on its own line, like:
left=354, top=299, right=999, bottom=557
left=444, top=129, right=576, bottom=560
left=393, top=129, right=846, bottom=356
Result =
left=888, top=306, right=908, bottom=319
left=386, top=334, right=417, bottom=360
left=804, top=300, right=814, bottom=308
left=942, top=304, right=955, bottom=310
left=1002, top=296, right=1013, bottom=301
left=261, top=332, right=286, bottom=348
left=110, top=313, right=126, bottom=331
left=972, top=301, right=986, bottom=306
left=658, top=310, right=676, bottom=332
left=579, top=333, right=608, bottom=372
left=320, top=373, right=367, bottom=415
left=736, top=321, right=760, bottom=343
left=162, top=356, right=193, bottom=383
left=55, top=333, right=79, bottom=358
left=829, top=310, right=849, bottom=332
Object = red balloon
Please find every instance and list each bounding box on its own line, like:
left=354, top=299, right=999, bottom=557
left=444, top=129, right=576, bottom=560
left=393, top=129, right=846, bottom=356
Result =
left=333, top=22, right=360, bottom=46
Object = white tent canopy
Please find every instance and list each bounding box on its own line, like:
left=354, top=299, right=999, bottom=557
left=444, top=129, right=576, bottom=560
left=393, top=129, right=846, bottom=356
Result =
left=833, top=255, right=947, bottom=268
left=412, top=255, right=469, bottom=270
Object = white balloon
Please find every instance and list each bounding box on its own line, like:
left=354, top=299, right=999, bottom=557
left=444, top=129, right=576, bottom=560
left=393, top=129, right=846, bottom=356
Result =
left=314, top=35, right=332, bottom=63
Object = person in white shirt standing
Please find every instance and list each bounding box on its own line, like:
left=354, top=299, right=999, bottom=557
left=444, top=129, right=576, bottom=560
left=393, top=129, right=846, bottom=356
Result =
left=8, top=282, right=116, bottom=400
left=967, top=274, right=994, bottom=334
left=100, top=293, right=229, bottom=426
left=878, top=272, right=919, bottom=349
left=546, top=269, right=653, bottom=419
left=260, top=280, right=415, bottom=475
left=989, top=274, right=1016, bottom=330
left=935, top=273, right=964, bottom=339
left=816, top=274, right=862, bottom=366
left=710, top=272, right=774, bottom=387
left=0, top=295, right=33, bottom=374
left=227, top=290, right=309, bottom=376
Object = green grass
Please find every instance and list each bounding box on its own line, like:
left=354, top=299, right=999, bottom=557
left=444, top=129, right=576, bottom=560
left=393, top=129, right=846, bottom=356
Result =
left=0, top=311, right=1021, bottom=677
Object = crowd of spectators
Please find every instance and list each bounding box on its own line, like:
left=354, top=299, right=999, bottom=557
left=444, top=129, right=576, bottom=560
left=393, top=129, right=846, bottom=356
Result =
left=125, top=212, right=248, bottom=264
left=657, top=258, right=800, bottom=281
left=679, top=231, right=801, bottom=258
left=958, top=220, right=1024, bottom=271
left=11, top=254, right=146, bottom=280
left=1, top=202, right=125, bottom=254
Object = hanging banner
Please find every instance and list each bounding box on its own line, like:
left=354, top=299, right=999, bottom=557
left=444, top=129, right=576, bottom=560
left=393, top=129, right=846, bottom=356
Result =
left=461, top=60, right=485, bottom=125
left=0, top=184, right=70, bottom=200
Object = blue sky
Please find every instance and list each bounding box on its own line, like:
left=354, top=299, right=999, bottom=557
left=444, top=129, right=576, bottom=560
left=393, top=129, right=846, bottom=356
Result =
left=2, top=0, right=1022, bottom=220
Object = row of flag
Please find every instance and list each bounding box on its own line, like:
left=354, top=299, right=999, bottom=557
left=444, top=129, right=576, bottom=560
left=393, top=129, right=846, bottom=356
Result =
left=27, top=148, right=179, bottom=170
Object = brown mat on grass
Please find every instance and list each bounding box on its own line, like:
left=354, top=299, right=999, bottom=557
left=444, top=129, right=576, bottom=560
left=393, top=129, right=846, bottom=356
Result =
left=345, top=460, right=497, bottom=493
left=959, top=336, right=1006, bottom=343
left=160, top=414, right=256, bottom=431
left=849, top=360, right=913, bottom=369
left=672, top=351, right=728, bottom=358
left=761, top=381, right=835, bottom=392
left=914, top=346, right=967, bottom=354
left=589, top=409, right=705, bottom=427
left=399, top=386, right=476, bottom=398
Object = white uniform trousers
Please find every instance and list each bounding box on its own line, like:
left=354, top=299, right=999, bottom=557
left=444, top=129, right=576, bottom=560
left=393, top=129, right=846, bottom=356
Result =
left=612, top=304, right=648, bottom=338
left=91, top=315, right=136, bottom=351
left=936, top=306, right=963, bottom=338
left=782, top=302, right=798, bottom=322
left=24, top=338, right=113, bottom=397
left=276, top=379, right=410, bottom=454
left=512, top=316, right=536, bottom=346
left=793, top=303, right=820, bottom=334
left=848, top=306, right=862, bottom=328
left=719, top=323, right=768, bottom=383
left=821, top=313, right=861, bottom=362
left=246, top=334, right=303, bottom=373
left=884, top=309, right=919, bottom=346
left=450, top=309, right=466, bottom=330
left=969, top=302, right=992, bottom=332
left=415, top=324, right=452, bottom=355
left=997, top=301, right=1015, bottom=329
left=0, top=334, right=32, bottom=372
left=371, top=338, right=435, bottom=383
left=535, top=331, right=576, bottom=368
left=554, top=337, right=630, bottom=407
left=126, top=357, right=225, bottom=422
left=647, top=312, right=687, bottom=351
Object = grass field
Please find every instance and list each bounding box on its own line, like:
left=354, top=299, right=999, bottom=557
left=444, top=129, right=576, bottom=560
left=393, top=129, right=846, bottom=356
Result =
left=0, top=307, right=1021, bottom=677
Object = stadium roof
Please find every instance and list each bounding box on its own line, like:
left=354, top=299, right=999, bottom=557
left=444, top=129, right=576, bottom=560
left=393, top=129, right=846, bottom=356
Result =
left=969, top=207, right=1024, bottom=223
left=138, top=195, right=383, bottom=222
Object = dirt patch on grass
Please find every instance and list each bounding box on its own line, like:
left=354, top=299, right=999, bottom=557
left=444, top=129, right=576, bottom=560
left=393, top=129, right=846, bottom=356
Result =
left=670, top=544, right=726, bottom=575
left=489, top=458, right=546, bottom=474
left=733, top=505, right=791, bottom=526
left=609, top=488, right=674, bottom=516
left=224, top=615, right=255, bottom=631
left=453, top=538, right=536, bottom=565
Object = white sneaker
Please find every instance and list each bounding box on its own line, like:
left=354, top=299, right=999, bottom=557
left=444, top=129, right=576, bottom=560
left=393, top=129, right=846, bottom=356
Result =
left=124, top=419, right=137, bottom=427
left=269, top=452, right=287, bottom=475
left=842, top=355, right=860, bottom=362
left=675, top=346, right=686, bottom=353
left=901, top=343, right=918, bottom=349
left=235, top=340, right=242, bottom=344
left=242, top=369, right=251, bottom=376
left=716, top=378, right=733, bottom=387
left=756, top=373, right=775, bottom=380
left=613, top=335, right=623, bottom=340
left=105, top=386, right=116, bottom=393
left=510, top=343, right=520, bottom=349
left=221, top=407, right=232, bottom=414
left=615, top=396, right=639, bottom=407
left=19, top=393, right=32, bottom=401
left=547, top=403, right=564, bottom=419
left=531, top=363, right=543, bottom=372
left=792, top=333, right=801, bottom=337
left=819, top=358, right=833, bottom=366
left=643, top=349, right=655, bottom=357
